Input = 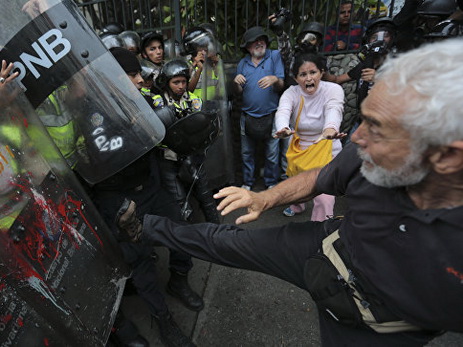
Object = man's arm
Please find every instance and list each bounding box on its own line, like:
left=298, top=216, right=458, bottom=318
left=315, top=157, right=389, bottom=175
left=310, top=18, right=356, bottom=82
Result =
left=214, top=167, right=322, bottom=224
left=257, top=75, right=284, bottom=91
left=188, top=62, right=203, bottom=92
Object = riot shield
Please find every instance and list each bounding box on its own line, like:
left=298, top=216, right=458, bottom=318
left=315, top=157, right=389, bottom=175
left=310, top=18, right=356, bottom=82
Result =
left=186, top=30, right=235, bottom=189
left=0, top=64, right=129, bottom=345
left=0, top=0, right=166, bottom=184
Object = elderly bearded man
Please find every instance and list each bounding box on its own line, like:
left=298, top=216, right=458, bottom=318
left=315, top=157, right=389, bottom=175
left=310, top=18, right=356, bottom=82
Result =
left=116, top=38, right=463, bottom=346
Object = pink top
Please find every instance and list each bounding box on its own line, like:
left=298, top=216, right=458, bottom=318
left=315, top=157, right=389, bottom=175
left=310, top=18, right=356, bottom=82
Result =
left=275, top=81, right=344, bottom=155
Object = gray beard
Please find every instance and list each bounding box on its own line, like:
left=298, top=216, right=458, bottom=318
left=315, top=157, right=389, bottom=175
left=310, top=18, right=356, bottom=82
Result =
left=251, top=47, right=266, bottom=59
left=358, top=148, right=430, bottom=188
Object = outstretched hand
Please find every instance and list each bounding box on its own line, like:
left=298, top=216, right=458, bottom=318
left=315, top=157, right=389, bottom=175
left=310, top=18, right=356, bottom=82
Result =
left=273, top=127, right=294, bottom=139
left=0, top=60, right=20, bottom=108
left=314, top=128, right=347, bottom=143
left=214, top=186, right=266, bottom=225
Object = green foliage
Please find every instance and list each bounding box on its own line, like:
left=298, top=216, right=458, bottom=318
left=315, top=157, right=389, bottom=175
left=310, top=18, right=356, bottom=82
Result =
left=176, top=0, right=339, bottom=62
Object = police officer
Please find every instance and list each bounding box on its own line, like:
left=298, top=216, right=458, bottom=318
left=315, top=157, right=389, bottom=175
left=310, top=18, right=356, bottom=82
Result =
left=153, top=59, right=220, bottom=224
left=424, top=18, right=463, bottom=41
left=182, top=26, right=222, bottom=101
left=119, top=30, right=142, bottom=56
left=393, top=0, right=458, bottom=50
left=141, top=31, right=165, bottom=69
left=326, top=17, right=397, bottom=138
left=92, top=48, right=204, bottom=347
left=139, top=58, right=160, bottom=98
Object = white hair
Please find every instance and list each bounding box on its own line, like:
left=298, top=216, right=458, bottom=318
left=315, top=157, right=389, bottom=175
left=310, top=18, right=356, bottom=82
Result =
left=375, top=38, right=463, bottom=147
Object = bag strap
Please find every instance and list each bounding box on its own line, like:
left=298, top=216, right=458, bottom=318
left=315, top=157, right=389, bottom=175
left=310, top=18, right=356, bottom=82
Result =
left=294, top=96, right=305, bottom=132
left=322, top=230, right=422, bottom=333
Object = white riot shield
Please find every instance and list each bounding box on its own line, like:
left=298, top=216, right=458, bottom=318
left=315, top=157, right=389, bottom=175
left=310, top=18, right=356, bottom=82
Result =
left=0, top=0, right=166, bottom=184
left=0, top=1, right=140, bottom=345
left=0, top=67, right=130, bottom=346
left=187, top=31, right=235, bottom=189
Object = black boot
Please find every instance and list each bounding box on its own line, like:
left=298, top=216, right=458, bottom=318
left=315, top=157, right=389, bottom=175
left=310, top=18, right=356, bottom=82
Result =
left=167, top=271, right=204, bottom=312
left=152, top=312, right=196, bottom=347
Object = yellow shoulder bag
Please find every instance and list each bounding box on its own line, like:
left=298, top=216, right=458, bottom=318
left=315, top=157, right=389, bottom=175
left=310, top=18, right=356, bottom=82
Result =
left=286, top=96, right=333, bottom=177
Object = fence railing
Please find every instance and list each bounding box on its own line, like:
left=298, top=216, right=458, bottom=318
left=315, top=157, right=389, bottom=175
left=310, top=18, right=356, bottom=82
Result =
left=75, top=0, right=404, bottom=62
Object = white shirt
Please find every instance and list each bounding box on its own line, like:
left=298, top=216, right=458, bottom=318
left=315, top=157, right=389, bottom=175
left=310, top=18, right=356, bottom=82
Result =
left=275, top=81, right=344, bottom=155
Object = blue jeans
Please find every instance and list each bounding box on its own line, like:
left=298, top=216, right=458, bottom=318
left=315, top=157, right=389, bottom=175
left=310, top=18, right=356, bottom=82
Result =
left=279, top=136, right=289, bottom=180
left=240, top=114, right=279, bottom=187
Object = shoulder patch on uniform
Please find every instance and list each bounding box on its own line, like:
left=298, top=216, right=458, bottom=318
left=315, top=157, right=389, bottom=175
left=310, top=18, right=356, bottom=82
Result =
left=153, top=96, right=164, bottom=107
left=91, top=112, right=104, bottom=127
left=191, top=98, right=201, bottom=110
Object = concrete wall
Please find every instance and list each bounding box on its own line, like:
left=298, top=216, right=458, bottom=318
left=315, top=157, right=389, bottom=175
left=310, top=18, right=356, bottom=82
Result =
left=326, top=53, right=361, bottom=133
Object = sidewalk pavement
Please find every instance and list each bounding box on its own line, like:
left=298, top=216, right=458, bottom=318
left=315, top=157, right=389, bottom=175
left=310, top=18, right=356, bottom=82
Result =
left=121, top=183, right=463, bottom=346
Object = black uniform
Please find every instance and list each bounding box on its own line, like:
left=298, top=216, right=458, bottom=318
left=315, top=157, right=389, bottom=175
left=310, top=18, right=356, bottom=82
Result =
left=91, top=150, right=192, bottom=315
left=134, top=143, right=463, bottom=346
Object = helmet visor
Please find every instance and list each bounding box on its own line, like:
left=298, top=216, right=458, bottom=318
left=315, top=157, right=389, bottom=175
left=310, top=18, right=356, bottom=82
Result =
left=300, top=32, right=319, bottom=45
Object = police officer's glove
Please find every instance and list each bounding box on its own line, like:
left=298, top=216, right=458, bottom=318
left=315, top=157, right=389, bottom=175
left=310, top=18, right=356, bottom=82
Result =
left=115, top=199, right=142, bottom=242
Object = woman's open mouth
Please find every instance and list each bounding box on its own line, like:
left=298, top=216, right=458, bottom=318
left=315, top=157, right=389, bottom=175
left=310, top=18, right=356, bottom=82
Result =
left=305, top=83, right=315, bottom=91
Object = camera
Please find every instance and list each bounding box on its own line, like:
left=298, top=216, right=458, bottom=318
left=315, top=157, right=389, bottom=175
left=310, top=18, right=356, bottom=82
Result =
left=270, top=8, right=292, bottom=35
left=357, top=40, right=389, bottom=64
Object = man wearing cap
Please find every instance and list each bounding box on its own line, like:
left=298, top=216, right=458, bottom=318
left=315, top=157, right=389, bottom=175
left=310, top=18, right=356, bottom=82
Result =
left=234, top=26, right=284, bottom=191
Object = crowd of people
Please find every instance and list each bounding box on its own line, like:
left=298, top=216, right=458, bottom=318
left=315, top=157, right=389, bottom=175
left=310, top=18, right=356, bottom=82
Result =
left=110, top=1, right=462, bottom=346
left=1, top=0, right=463, bottom=346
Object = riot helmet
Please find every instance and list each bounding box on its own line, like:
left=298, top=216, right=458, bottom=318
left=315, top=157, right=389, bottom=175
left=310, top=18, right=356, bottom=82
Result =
left=424, top=19, right=462, bottom=40
left=140, top=59, right=160, bottom=82
left=141, top=31, right=164, bottom=51
left=101, top=22, right=125, bottom=35
left=365, top=16, right=396, bottom=46
left=297, top=22, right=324, bottom=44
left=240, top=26, right=270, bottom=53
left=141, top=31, right=165, bottom=65
left=417, top=0, right=457, bottom=16
left=295, top=22, right=325, bottom=53
left=416, top=0, right=458, bottom=34
left=100, top=32, right=124, bottom=50
left=183, top=26, right=217, bottom=56
left=199, top=23, right=218, bottom=38
left=156, top=59, right=191, bottom=91
left=119, top=30, right=141, bottom=54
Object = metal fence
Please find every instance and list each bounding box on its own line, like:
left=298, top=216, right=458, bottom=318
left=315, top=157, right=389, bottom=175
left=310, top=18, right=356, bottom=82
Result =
left=75, top=0, right=404, bottom=62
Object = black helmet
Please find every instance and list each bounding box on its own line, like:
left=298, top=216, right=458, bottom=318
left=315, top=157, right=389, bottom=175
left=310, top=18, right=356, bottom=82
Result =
left=183, top=26, right=216, bottom=56
left=156, top=59, right=191, bottom=89
left=296, top=22, right=325, bottom=45
left=365, top=16, right=396, bottom=44
left=101, top=22, right=125, bottom=35
left=417, top=0, right=457, bottom=16
left=140, top=59, right=160, bottom=81
left=141, top=31, right=164, bottom=52
left=199, top=23, right=217, bottom=38
left=425, top=19, right=462, bottom=39
left=366, top=17, right=396, bottom=35
left=240, top=26, right=270, bottom=52
left=100, top=32, right=124, bottom=49
left=119, top=31, right=141, bottom=53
